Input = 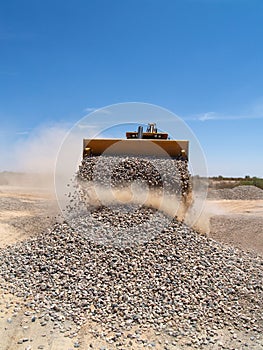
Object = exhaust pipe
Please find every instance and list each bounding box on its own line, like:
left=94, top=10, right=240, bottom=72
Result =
left=137, top=125, right=143, bottom=139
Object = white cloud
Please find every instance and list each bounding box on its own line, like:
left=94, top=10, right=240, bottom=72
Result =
left=84, top=107, right=112, bottom=115
left=198, top=112, right=217, bottom=121
left=186, top=111, right=263, bottom=122
left=185, top=97, right=263, bottom=122
left=84, top=107, right=97, bottom=113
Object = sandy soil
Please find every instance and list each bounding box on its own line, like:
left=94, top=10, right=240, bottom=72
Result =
left=206, top=199, right=263, bottom=256
left=0, top=182, right=262, bottom=349
left=0, top=185, right=58, bottom=249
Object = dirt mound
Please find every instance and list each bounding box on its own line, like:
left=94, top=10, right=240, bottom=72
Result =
left=208, top=185, right=263, bottom=200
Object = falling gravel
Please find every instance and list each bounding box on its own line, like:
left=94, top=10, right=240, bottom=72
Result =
left=78, top=155, right=191, bottom=197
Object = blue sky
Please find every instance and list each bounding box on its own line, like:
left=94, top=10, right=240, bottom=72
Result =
left=0, top=0, right=263, bottom=176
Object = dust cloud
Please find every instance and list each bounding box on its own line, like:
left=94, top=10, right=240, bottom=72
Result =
left=0, top=124, right=69, bottom=192
left=72, top=182, right=210, bottom=232
left=14, top=124, right=68, bottom=174
left=77, top=183, right=183, bottom=217
left=186, top=200, right=226, bottom=234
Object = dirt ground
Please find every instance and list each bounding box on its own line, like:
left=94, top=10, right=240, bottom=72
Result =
left=204, top=199, right=263, bottom=256
left=0, top=180, right=262, bottom=349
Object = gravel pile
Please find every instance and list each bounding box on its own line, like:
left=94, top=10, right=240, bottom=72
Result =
left=69, top=205, right=171, bottom=247
left=0, top=212, right=262, bottom=338
left=78, top=156, right=191, bottom=197
left=208, top=185, right=263, bottom=200
left=1, top=158, right=262, bottom=347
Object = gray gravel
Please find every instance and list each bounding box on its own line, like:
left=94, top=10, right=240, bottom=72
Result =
left=0, top=196, right=57, bottom=240
left=78, top=156, right=191, bottom=197
left=69, top=204, right=172, bottom=247
left=64, top=154, right=192, bottom=246
left=1, top=159, right=262, bottom=348
left=0, top=214, right=262, bottom=337
left=208, top=185, right=263, bottom=200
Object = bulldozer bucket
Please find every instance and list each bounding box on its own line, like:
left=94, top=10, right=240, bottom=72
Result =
left=83, top=139, right=189, bottom=159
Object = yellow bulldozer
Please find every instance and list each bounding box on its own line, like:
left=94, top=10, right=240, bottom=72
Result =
left=83, top=123, right=189, bottom=159
left=79, top=123, right=191, bottom=216
left=81, top=122, right=190, bottom=199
